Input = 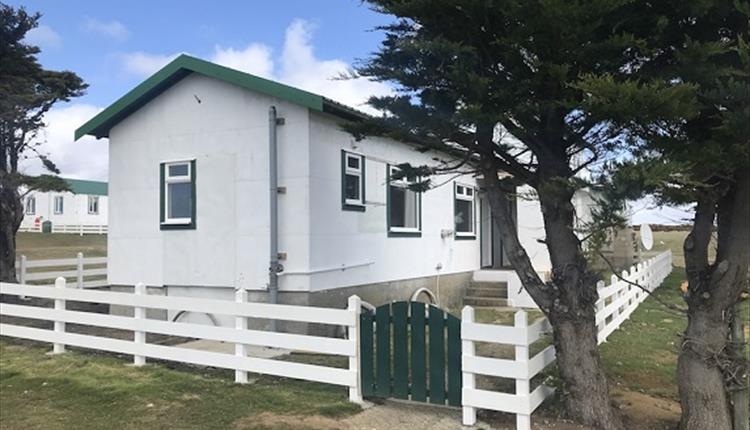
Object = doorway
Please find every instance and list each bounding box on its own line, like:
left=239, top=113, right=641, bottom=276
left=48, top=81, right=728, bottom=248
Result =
left=479, top=193, right=516, bottom=269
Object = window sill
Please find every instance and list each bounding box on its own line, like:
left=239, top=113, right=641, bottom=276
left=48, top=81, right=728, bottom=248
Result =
left=342, top=203, right=366, bottom=212
left=160, top=220, right=196, bottom=230
left=388, top=229, right=422, bottom=238
left=455, top=233, right=477, bottom=241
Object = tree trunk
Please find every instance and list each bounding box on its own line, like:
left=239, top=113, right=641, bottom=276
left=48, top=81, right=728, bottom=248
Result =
left=0, top=171, right=23, bottom=283
left=679, top=167, right=750, bottom=430
left=483, top=169, right=623, bottom=429
left=678, top=310, right=733, bottom=430
left=551, top=312, right=621, bottom=429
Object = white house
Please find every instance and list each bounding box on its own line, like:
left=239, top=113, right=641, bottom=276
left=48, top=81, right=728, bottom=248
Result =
left=20, top=178, right=108, bottom=234
left=74, top=55, right=591, bottom=325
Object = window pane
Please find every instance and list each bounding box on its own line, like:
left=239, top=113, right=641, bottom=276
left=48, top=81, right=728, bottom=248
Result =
left=404, top=189, right=419, bottom=228
left=168, top=182, right=192, bottom=219
left=456, top=199, right=473, bottom=233
left=347, top=156, right=360, bottom=170
left=168, top=164, right=189, bottom=177
left=345, top=174, right=360, bottom=201
left=390, top=186, right=419, bottom=229
left=390, top=186, right=406, bottom=227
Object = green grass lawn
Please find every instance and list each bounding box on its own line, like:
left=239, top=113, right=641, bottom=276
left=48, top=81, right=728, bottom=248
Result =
left=599, top=269, right=686, bottom=399
left=16, top=233, right=108, bottom=260
left=0, top=341, right=359, bottom=430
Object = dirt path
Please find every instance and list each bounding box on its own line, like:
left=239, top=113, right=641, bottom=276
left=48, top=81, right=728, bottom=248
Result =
left=240, top=390, right=680, bottom=430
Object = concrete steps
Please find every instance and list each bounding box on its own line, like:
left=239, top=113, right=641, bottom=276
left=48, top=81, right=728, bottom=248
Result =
left=463, top=296, right=509, bottom=307
left=464, top=281, right=509, bottom=307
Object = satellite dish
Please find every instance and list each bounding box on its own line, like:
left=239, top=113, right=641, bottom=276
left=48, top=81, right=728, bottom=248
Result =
left=640, top=223, right=654, bottom=250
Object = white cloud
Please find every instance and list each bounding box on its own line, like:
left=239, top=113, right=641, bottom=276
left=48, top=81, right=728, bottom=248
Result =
left=120, top=19, right=390, bottom=112
left=628, top=197, right=694, bottom=226
left=24, top=25, right=62, bottom=49
left=276, top=19, right=390, bottom=112
left=120, top=51, right=181, bottom=76
left=85, top=18, right=129, bottom=41
left=211, top=43, right=274, bottom=78
left=19, top=104, right=108, bottom=181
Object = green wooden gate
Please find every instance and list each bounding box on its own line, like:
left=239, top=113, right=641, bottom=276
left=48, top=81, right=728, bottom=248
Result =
left=360, top=301, right=462, bottom=406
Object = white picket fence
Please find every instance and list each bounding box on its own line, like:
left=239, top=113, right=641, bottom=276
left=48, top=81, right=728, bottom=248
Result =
left=0, top=280, right=363, bottom=403
left=15, top=254, right=108, bottom=289
left=0, top=250, right=672, bottom=429
left=462, top=250, right=673, bottom=430
left=19, top=224, right=108, bottom=235
left=595, top=250, right=673, bottom=343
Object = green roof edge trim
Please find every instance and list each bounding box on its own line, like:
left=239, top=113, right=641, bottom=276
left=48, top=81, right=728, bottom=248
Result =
left=64, top=178, right=108, bottom=196
left=74, top=54, right=367, bottom=141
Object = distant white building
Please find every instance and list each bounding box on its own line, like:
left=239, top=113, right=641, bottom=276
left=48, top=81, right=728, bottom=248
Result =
left=74, top=55, right=595, bottom=324
left=20, top=178, right=108, bottom=234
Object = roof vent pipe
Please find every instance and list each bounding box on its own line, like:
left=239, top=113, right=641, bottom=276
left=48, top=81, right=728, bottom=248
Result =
left=268, top=106, right=283, bottom=331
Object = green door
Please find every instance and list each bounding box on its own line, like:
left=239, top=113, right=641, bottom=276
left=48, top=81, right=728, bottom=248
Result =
left=360, top=301, right=462, bottom=406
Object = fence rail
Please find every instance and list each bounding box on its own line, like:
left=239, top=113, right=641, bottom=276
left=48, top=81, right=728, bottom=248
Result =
left=0, top=280, right=363, bottom=401
left=462, top=250, right=673, bottom=430
left=18, top=224, right=108, bottom=235
left=1, top=250, right=672, bottom=429
left=15, top=254, right=108, bottom=289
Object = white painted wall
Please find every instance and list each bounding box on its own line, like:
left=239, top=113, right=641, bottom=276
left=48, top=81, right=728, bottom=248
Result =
left=19, top=190, right=108, bottom=229
left=107, top=73, right=312, bottom=291
left=305, top=112, right=481, bottom=292
left=506, top=188, right=599, bottom=308
left=106, top=72, right=578, bottom=297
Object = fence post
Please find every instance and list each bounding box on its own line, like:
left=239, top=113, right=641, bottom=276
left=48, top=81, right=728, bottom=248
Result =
left=234, top=287, right=248, bottom=384
left=76, top=252, right=84, bottom=289
left=347, top=295, right=363, bottom=403
left=52, top=277, right=66, bottom=354
left=18, top=255, right=27, bottom=300
left=461, top=306, right=477, bottom=426
left=79, top=223, right=83, bottom=237
left=133, top=282, right=146, bottom=366
left=19, top=255, right=27, bottom=284
left=515, top=310, right=531, bottom=430
left=595, top=280, right=605, bottom=334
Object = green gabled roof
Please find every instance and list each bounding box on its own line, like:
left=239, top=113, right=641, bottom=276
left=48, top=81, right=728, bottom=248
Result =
left=74, top=54, right=366, bottom=140
left=65, top=178, right=108, bottom=196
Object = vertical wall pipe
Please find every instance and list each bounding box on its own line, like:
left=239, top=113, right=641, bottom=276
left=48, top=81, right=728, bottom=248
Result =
left=268, top=106, right=280, bottom=331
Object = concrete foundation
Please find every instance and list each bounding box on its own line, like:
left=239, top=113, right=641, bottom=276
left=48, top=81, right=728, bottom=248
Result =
left=108, top=271, right=472, bottom=336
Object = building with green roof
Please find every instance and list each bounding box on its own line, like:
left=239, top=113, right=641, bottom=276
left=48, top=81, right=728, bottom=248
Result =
left=20, top=177, right=108, bottom=234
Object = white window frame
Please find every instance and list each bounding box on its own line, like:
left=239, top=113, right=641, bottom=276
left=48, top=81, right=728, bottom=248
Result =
left=343, top=152, right=365, bottom=207
left=162, top=160, right=193, bottom=225
left=454, top=183, right=476, bottom=237
left=88, top=196, right=99, bottom=215
left=388, top=165, right=421, bottom=234
left=25, top=195, right=35, bottom=215
left=53, top=195, right=64, bottom=215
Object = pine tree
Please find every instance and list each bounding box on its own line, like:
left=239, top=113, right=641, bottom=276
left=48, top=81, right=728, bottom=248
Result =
left=0, top=3, right=87, bottom=282
left=578, top=1, right=750, bottom=428
left=348, top=1, right=693, bottom=428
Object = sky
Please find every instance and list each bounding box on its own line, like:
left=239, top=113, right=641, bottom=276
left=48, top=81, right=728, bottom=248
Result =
left=10, top=0, right=692, bottom=225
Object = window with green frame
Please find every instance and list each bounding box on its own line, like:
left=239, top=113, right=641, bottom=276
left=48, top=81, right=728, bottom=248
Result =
left=387, top=164, right=421, bottom=237
left=342, top=150, right=365, bottom=211
left=160, top=160, right=196, bottom=230
left=454, top=183, right=476, bottom=239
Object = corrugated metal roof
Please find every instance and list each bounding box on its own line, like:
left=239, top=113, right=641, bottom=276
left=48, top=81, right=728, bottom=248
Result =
left=65, top=178, right=108, bottom=196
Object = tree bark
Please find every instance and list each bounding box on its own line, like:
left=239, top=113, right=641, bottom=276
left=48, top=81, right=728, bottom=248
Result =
left=0, top=171, right=23, bottom=283
left=679, top=167, right=750, bottom=430
left=483, top=168, right=623, bottom=430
